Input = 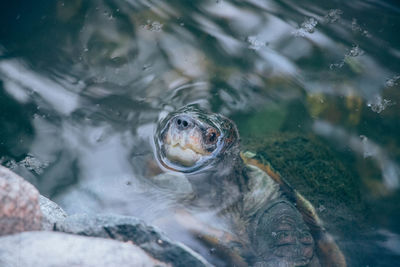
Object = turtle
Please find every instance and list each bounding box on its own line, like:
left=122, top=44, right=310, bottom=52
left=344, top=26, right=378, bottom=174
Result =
left=151, top=104, right=346, bottom=267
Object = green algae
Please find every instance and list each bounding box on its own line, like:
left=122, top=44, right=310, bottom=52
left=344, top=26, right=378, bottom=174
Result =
left=241, top=133, right=368, bottom=234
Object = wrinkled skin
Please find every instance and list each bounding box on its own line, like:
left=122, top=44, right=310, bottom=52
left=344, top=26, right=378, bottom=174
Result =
left=154, top=105, right=318, bottom=266
left=251, top=201, right=317, bottom=266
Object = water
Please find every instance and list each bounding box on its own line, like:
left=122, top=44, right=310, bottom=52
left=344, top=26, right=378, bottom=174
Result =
left=1, top=0, right=400, bottom=265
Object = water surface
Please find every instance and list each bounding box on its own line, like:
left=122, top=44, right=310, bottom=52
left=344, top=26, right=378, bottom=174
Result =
left=1, top=0, right=400, bottom=265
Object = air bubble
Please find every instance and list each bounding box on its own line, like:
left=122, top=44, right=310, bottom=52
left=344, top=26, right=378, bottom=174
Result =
left=142, top=20, right=163, bottom=32
left=385, top=75, right=400, bottom=87
left=293, top=17, right=318, bottom=37
left=323, top=9, right=343, bottom=23
left=367, top=95, right=395, bottom=113
left=247, top=36, right=268, bottom=50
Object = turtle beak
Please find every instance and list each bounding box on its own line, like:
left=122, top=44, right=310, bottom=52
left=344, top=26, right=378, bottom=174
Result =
left=162, top=115, right=211, bottom=167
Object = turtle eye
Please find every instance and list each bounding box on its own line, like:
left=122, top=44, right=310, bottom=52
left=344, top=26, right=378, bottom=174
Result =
left=209, top=132, right=217, bottom=143
left=205, top=128, right=219, bottom=145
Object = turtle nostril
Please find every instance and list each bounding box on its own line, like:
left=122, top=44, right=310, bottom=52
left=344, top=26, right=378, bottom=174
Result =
left=175, top=116, right=192, bottom=130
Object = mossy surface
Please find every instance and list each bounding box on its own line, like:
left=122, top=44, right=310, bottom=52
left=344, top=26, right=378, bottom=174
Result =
left=241, top=133, right=368, bottom=234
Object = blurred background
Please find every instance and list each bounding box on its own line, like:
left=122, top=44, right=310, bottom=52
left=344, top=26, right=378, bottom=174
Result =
left=0, top=0, right=399, bottom=265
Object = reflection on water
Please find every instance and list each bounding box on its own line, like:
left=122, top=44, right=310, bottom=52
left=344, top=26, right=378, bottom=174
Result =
left=1, top=0, right=400, bottom=265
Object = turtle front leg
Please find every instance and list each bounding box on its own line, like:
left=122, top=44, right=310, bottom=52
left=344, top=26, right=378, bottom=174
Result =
left=173, top=209, right=252, bottom=267
left=251, top=200, right=320, bottom=266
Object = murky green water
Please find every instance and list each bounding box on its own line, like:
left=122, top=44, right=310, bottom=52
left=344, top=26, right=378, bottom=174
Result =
left=1, top=0, right=400, bottom=265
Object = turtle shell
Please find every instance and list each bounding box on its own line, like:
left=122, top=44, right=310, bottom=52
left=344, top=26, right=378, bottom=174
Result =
left=240, top=135, right=350, bottom=267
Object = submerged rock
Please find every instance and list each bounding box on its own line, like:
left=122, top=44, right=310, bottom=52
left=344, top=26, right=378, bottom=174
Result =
left=0, top=231, right=168, bottom=267
left=0, top=165, right=42, bottom=236
left=0, top=165, right=212, bottom=266
left=55, top=213, right=211, bottom=267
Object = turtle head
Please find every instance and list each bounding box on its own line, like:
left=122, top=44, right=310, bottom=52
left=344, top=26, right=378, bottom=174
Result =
left=154, top=105, right=240, bottom=173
